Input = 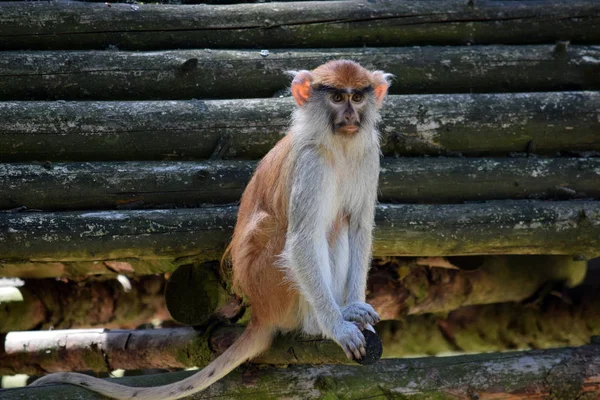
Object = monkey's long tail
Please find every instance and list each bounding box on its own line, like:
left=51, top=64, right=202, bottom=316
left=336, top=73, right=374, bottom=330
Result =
left=30, top=324, right=274, bottom=400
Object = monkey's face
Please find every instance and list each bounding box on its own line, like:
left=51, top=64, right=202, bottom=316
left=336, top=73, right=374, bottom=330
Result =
left=318, top=86, right=374, bottom=135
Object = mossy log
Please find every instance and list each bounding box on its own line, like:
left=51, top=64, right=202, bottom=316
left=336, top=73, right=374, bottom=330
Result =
left=369, top=255, right=587, bottom=320
left=0, top=206, right=237, bottom=271
left=2, top=92, right=599, bottom=161
left=3, top=338, right=600, bottom=399
left=4, top=280, right=600, bottom=375
left=0, top=276, right=169, bottom=333
left=0, top=259, right=179, bottom=280
left=1, top=201, right=599, bottom=278
left=159, top=255, right=588, bottom=327
left=1, top=0, right=599, bottom=50
left=2, top=46, right=600, bottom=101
left=379, top=285, right=600, bottom=358
left=0, top=325, right=354, bottom=375
left=0, top=256, right=587, bottom=332
left=164, top=262, right=241, bottom=326
left=0, top=255, right=582, bottom=332
left=2, top=157, right=600, bottom=210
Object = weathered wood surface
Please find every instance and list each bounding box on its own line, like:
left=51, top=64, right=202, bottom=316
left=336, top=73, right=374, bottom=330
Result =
left=2, top=46, right=600, bottom=101
left=380, top=286, right=600, bottom=358
left=2, top=92, right=599, bottom=161
left=164, top=262, right=240, bottom=326
left=1, top=0, right=599, bottom=50
left=4, top=278, right=600, bottom=375
left=0, top=207, right=238, bottom=266
left=0, top=256, right=587, bottom=330
left=0, top=259, right=178, bottom=280
left=2, top=157, right=600, bottom=210
left=1, top=201, right=599, bottom=279
left=0, top=276, right=169, bottom=333
left=150, top=254, right=591, bottom=329
left=3, top=343, right=600, bottom=399
left=369, top=255, right=587, bottom=320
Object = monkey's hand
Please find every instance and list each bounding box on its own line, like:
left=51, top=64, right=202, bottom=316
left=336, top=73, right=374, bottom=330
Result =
left=332, top=320, right=366, bottom=360
left=342, top=302, right=380, bottom=330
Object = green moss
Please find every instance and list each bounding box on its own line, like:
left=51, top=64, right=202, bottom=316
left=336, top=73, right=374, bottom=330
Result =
left=79, top=344, right=110, bottom=372
left=175, top=330, right=213, bottom=368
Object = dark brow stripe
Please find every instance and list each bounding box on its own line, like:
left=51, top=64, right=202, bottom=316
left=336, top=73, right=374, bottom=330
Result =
left=353, top=86, right=374, bottom=96
left=314, top=84, right=373, bottom=94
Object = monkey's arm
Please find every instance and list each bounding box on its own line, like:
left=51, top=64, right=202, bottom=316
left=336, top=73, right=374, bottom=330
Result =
left=286, top=148, right=366, bottom=359
left=343, top=171, right=380, bottom=327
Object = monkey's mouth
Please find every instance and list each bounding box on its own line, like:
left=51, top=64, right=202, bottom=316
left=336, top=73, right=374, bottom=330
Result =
left=335, top=124, right=360, bottom=135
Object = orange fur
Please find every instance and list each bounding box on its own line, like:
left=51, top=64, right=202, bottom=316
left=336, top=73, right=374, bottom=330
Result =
left=229, top=134, right=298, bottom=329
left=311, top=60, right=373, bottom=89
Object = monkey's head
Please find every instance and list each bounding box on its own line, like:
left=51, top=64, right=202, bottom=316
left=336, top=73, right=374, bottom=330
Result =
left=289, top=60, right=392, bottom=136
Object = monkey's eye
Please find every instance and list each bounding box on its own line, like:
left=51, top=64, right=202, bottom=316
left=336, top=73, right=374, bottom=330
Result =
left=331, top=93, right=344, bottom=103
left=352, top=93, right=364, bottom=103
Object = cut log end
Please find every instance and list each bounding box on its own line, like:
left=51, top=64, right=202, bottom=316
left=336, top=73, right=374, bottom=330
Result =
left=165, top=262, right=232, bottom=326
left=355, top=330, right=383, bottom=366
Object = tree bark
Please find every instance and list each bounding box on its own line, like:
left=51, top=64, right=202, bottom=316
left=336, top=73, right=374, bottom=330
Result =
left=164, top=262, right=241, bottom=326
left=0, top=259, right=181, bottom=280
left=0, top=256, right=587, bottom=332
left=2, top=157, right=600, bottom=210
left=0, top=276, right=169, bottom=333
left=3, top=338, right=600, bottom=399
left=1, top=46, right=599, bottom=101
left=1, top=201, right=599, bottom=278
left=1, top=0, right=599, bottom=50
left=0, top=255, right=584, bottom=333
left=368, top=255, right=587, bottom=320
left=4, top=280, right=600, bottom=375
left=2, top=92, right=599, bottom=162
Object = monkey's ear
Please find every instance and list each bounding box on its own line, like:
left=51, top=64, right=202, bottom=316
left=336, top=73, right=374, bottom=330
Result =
left=288, top=70, right=313, bottom=107
left=372, top=71, right=394, bottom=107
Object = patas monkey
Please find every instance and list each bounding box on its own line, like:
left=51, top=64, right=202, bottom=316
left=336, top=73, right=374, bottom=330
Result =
left=31, top=60, right=392, bottom=399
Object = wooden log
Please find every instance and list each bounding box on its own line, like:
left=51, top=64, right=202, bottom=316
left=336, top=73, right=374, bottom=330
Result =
left=1, top=0, right=599, bottom=50
left=368, top=255, right=587, bottom=320
left=0, top=255, right=587, bottom=331
left=2, top=157, right=600, bottom=210
left=3, top=339, right=600, bottom=399
left=164, top=262, right=241, bottom=326
left=373, top=201, right=600, bottom=259
left=0, top=259, right=179, bottom=280
left=2, top=92, right=599, bottom=161
left=1, top=201, right=599, bottom=279
left=1, top=46, right=599, bottom=101
left=0, top=326, right=351, bottom=375
left=379, top=284, right=600, bottom=357
left=0, top=206, right=237, bottom=265
left=0, top=276, right=169, bottom=333
left=4, top=279, right=600, bottom=375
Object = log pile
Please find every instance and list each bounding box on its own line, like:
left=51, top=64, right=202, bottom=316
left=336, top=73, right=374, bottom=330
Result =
left=4, top=343, right=600, bottom=399
left=1, top=0, right=600, bottom=398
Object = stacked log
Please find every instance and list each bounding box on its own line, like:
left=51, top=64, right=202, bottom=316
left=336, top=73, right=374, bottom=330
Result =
left=1, top=0, right=600, bottom=398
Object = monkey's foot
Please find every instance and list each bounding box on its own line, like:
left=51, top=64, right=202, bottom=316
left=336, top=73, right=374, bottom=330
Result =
left=355, top=329, right=383, bottom=366
left=333, top=321, right=366, bottom=360
left=342, top=301, right=380, bottom=329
